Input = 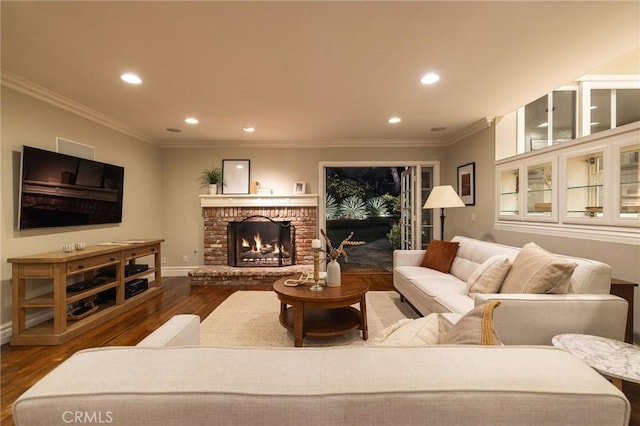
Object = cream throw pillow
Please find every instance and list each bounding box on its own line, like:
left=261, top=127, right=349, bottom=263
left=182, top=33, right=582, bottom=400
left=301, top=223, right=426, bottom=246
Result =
left=466, top=255, right=511, bottom=295
left=440, top=300, right=502, bottom=345
left=500, top=242, right=577, bottom=294
left=373, top=314, right=443, bottom=346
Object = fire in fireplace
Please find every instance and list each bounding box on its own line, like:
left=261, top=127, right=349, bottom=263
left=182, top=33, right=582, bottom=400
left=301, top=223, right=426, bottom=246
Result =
left=227, top=215, right=296, bottom=267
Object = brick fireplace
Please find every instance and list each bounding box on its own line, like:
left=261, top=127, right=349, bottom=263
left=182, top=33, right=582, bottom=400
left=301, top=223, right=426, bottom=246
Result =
left=189, top=194, right=318, bottom=285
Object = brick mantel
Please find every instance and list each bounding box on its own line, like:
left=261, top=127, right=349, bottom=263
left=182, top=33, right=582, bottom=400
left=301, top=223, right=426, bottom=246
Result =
left=199, top=194, right=319, bottom=208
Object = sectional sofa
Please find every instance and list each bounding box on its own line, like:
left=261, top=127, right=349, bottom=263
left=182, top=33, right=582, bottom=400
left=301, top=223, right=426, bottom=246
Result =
left=12, top=315, right=631, bottom=426
left=393, top=236, right=628, bottom=344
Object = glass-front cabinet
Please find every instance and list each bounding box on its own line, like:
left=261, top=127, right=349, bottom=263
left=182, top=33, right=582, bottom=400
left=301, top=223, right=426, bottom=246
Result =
left=524, top=157, right=557, bottom=222
left=563, top=146, right=606, bottom=223
left=496, top=125, right=640, bottom=238
left=496, top=156, right=557, bottom=222
left=497, top=166, right=520, bottom=219
left=617, top=142, right=640, bottom=224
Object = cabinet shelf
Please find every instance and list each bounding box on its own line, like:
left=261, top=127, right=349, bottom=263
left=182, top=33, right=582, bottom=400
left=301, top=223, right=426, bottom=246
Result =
left=124, top=267, right=157, bottom=283
left=9, top=239, right=163, bottom=345
left=567, top=184, right=604, bottom=190
left=66, top=280, right=120, bottom=304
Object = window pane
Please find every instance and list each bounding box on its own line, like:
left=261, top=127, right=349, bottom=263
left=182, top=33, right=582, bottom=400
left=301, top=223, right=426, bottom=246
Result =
left=590, top=89, right=611, bottom=134
left=525, top=95, right=548, bottom=151
left=616, top=89, right=640, bottom=127
left=552, top=90, right=576, bottom=144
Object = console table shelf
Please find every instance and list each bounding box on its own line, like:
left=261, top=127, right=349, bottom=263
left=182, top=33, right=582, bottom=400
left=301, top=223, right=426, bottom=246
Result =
left=9, top=239, right=163, bottom=345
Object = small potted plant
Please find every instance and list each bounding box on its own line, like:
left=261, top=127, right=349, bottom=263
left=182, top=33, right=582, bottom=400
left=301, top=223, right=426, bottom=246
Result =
left=200, top=167, right=223, bottom=194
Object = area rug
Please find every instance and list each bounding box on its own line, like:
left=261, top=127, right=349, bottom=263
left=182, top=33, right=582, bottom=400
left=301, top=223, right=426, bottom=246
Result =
left=200, top=291, right=419, bottom=347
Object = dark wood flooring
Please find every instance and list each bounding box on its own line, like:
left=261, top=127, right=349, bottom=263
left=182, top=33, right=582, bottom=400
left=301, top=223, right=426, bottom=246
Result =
left=2, top=274, right=639, bottom=426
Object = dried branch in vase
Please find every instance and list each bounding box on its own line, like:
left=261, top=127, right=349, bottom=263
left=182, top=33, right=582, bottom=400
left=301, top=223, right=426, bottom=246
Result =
left=320, top=229, right=365, bottom=262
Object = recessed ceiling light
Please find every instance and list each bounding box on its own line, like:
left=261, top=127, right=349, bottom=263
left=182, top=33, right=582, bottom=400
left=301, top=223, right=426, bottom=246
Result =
left=388, top=117, right=402, bottom=124
left=166, top=128, right=182, bottom=132
left=243, top=127, right=255, bottom=133
left=420, top=72, right=440, bottom=85
left=185, top=117, right=199, bottom=124
left=430, top=127, right=447, bottom=132
left=120, top=73, right=142, bottom=85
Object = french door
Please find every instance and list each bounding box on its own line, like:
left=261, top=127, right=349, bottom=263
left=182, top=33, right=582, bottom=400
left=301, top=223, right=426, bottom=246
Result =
left=400, top=166, right=435, bottom=250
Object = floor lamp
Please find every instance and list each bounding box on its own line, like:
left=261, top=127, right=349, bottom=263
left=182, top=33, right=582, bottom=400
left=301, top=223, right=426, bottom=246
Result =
left=423, top=185, right=465, bottom=241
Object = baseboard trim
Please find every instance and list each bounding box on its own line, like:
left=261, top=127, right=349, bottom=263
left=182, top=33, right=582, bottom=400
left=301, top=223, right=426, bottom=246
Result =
left=1, top=310, right=54, bottom=346
left=162, top=266, right=197, bottom=277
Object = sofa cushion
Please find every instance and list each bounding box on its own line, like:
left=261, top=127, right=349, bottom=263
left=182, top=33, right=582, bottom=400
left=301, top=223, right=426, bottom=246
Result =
left=394, top=266, right=459, bottom=282
left=500, top=243, right=577, bottom=294
left=432, top=294, right=475, bottom=315
left=440, top=300, right=502, bottom=345
left=373, top=314, right=444, bottom=346
left=420, top=240, right=460, bottom=273
left=412, top=277, right=468, bottom=298
left=466, top=254, right=511, bottom=295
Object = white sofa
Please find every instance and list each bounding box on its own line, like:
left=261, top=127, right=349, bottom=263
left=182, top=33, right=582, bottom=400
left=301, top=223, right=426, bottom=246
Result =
left=12, top=315, right=632, bottom=426
left=393, top=236, right=628, bottom=345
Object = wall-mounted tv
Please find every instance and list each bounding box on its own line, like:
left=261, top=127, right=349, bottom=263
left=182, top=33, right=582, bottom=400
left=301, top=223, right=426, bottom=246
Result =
left=18, top=145, right=125, bottom=230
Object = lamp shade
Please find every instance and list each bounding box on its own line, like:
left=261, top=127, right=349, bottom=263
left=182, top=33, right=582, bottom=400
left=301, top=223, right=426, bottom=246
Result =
left=423, top=185, right=465, bottom=209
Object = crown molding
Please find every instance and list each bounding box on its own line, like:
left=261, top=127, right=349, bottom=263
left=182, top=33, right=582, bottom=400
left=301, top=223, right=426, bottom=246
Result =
left=160, top=138, right=448, bottom=149
left=1, top=70, right=155, bottom=145
left=447, top=117, right=495, bottom=145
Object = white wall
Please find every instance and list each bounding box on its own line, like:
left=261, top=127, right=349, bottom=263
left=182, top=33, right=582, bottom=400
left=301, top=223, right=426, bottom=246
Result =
left=1, top=87, right=164, bottom=327
left=446, top=124, right=640, bottom=343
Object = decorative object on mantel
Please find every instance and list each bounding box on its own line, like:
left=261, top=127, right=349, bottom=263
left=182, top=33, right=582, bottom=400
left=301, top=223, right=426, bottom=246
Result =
left=293, top=181, right=306, bottom=194
left=222, top=159, right=250, bottom=194
left=199, top=167, right=223, bottom=195
left=320, top=229, right=365, bottom=287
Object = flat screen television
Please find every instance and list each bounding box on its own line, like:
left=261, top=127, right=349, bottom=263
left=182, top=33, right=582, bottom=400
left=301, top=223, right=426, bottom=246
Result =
left=18, top=145, right=125, bottom=230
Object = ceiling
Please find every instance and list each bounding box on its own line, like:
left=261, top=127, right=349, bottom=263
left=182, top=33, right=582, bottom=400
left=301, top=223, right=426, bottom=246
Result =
left=2, top=1, right=639, bottom=147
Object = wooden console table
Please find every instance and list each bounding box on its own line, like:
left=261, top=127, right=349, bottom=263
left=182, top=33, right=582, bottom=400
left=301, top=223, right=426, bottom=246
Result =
left=9, top=239, right=163, bottom=345
left=610, top=278, right=638, bottom=344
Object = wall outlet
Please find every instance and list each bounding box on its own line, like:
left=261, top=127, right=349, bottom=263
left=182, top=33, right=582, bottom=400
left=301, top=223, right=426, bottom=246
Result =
left=182, top=255, right=188, bottom=263
left=161, top=256, right=167, bottom=264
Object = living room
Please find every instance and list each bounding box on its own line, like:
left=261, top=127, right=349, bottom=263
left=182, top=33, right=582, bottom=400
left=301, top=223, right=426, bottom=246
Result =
left=1, top=1, right=640, bottom=424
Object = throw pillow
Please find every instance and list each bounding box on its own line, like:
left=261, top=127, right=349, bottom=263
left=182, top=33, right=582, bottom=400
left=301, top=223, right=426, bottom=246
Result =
left=372, top=314, right=444, bottom=346
left=466, top=255, right=512, bottom=295
left=500, top=242, right=577, bottom=294
left=420, top=240, right=460, bottom=273
left=440, top=300, right=502, bottom=345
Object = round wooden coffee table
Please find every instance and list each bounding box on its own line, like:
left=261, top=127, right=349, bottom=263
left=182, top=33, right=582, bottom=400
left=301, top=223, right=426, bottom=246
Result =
left=273, top=275, right=369, bottom=347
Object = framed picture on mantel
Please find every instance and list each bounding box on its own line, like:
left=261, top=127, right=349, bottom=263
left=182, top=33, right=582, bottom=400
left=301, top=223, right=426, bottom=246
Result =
left=222, top=159, right=250, bottom=194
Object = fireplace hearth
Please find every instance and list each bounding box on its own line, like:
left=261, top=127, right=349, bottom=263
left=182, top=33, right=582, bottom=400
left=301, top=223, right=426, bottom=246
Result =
left=227, top=215, right=296, bottom=267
